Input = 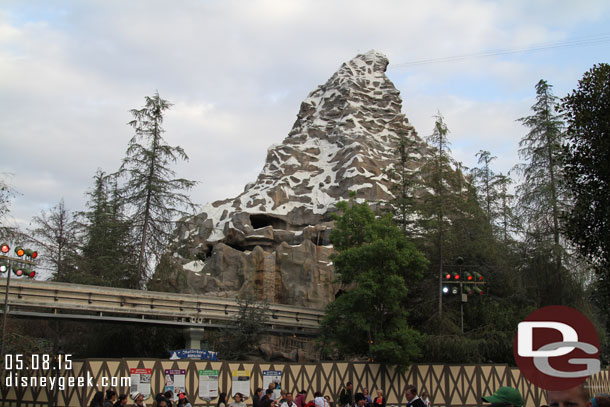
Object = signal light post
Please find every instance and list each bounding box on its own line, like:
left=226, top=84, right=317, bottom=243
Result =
left=441, top=257, right=487, bottom=334
left=0, top=242, right=39, bottom=358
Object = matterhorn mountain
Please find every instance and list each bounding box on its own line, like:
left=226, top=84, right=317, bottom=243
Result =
left=155, top=50, right=439, bottom=308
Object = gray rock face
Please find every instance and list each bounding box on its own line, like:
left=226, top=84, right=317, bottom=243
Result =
left=160, top=50, right=437, bottom=308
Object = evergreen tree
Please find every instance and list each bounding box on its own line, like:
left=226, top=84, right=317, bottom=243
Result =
left=29, top=199, right=80, bottom=281
left=78, top=170, right=138, bottom=288
left=514, top=79, right=567, bottom=303
left=422, top=113, right=453, bottom=318
left=116, top=92, right=198, bottom=286
left=320, top=199, right=427, bottom=369
left=387, top=128, right=419, bottom=235
left=493, top=173, right=515, bottom=243
left=471, top=150, right=497, bottom=222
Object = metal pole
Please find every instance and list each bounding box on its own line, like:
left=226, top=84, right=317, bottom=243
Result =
left=1, top=259, right=12, bottom=358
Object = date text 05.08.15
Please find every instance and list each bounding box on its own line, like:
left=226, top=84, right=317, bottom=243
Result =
left=3, top=354, right=73, bottom=371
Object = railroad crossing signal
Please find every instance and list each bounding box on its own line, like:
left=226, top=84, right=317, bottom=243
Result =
left=442, top=267, right=485, bottom=296
left=0, top=243, right=38, bottom=279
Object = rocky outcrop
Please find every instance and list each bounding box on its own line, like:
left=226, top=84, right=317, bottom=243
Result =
left=158, top=50, right=438, bottom=308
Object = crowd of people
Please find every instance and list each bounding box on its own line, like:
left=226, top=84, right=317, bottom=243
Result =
left=88, top=381, right=609, bottom=407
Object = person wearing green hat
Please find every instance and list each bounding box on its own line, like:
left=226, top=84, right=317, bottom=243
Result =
left=482, top=386, right=524, bottom=407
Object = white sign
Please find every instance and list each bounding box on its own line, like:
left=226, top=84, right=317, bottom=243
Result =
left=130, top=368, right=152, bottom=398
left=199, top=369, right=220, bottom=401
left=231, top=370, right=251, bottom=398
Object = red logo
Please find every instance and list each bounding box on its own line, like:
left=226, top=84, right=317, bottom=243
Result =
left=513, top=305, right=600, bottom=390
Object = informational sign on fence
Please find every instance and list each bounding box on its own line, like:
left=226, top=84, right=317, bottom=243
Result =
left=199, top=369, right=220, bottom=400
left=129, top=368, right=152, bottom=398
left=231, top=370, right=251, bottom=397
left=164, top=369, right=186, bottom=398
left=263, top=370, right=282, bottom=400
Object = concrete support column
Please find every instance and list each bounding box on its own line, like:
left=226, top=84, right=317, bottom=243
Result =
left=183, top=327, right=205, bottom=349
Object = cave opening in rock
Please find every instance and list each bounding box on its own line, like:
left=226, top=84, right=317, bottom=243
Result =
left=250, top=214, right=287, bottom=230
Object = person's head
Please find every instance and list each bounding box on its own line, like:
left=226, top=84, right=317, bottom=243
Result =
left=315, top=392, right=323, bottom=398
left=482, top=386, right=523, bottom=407
left=377, top=390, right=383, bottom=398
left=270, top=400, right=278, bottom=407
left=118, top=394, right=128, bottom=405
left=164, top=391, right=174, bottom=400
left=269, top=382, right=277, bottom=390
left=133, top=393, right=144, bottom=404
left=106, top=390, right=117, bottom=402
left=159, top=401, right=168, bottom=407
left=234, top=393, right=243, bottom=402
left=364, top=389, right=369, bottom=396
left=355, top=393, right=366, bottom=407
left=593, top=396, right=610, bottom=407
left=266, top=389, right=275, bottom=397
left=256, top=388, right=263, bottom=397
left=405, top=386, right=418, bottom=402
left=179, top=393, right=188, bottom=403
left=421, top=392, right=429, bottom=400
left=347, top=383, right=353, bottom=391
left=286, top=392, right=293, bottom=403
left=92, top=391, right=104, bottom=406
left=325, top=396, right=331, bottom=402
left=547, top=384, right=592, bottom=407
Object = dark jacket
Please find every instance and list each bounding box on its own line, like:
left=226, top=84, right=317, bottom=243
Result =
left=339, top=388, right=353, bottom=407
left=407, top=398, right=425, bottom=407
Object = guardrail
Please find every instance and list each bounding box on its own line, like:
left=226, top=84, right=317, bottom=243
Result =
left=0, top=279, right=323, bottom=335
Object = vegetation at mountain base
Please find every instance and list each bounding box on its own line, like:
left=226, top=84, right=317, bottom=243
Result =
left=320, top=197, right=427, bottom=370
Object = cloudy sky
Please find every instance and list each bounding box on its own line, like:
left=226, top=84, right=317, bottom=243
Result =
left=1, top=0, right=609, bottom=232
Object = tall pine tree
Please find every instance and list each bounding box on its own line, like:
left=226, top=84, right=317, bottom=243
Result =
left=116, top=93, right=198, bottom=287
left=514, top=79, right=567, bottom=304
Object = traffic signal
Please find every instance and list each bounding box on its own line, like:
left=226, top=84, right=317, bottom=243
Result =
left=25, top=268, right=36, bottom=278
left=1, top=243, right=9, bottom=254
left=24, top=249, right=38, bottom=259
left=473, top=272, right=483, bottom=281
left=453, top=272, right=460, bottom=280
left=0, top=260, right=8, bottom=273
left=14, top=246, right=25, bottom=257
left=444, top=272, right=452, bottom=280
left=464, top=272, right=473, bottom=281
left=13, top=266, right=24, bottom=277
left=472, top=286, right=483, bottom=295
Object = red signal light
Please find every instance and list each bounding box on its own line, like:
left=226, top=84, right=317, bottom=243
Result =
left=444, top=273, right=451, bottom=280
left=1, top=243, right=9, bottom=253
left=31, top=251, right=38, bottom=259
left=15, top=247, right=25, bottom=257
left=28, top=270, right=36, bottom=278
left=454, top=274, right=460, bottom=280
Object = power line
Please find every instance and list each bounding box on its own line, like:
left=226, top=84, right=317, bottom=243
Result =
left=390, top=33, right=610, bottom=69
